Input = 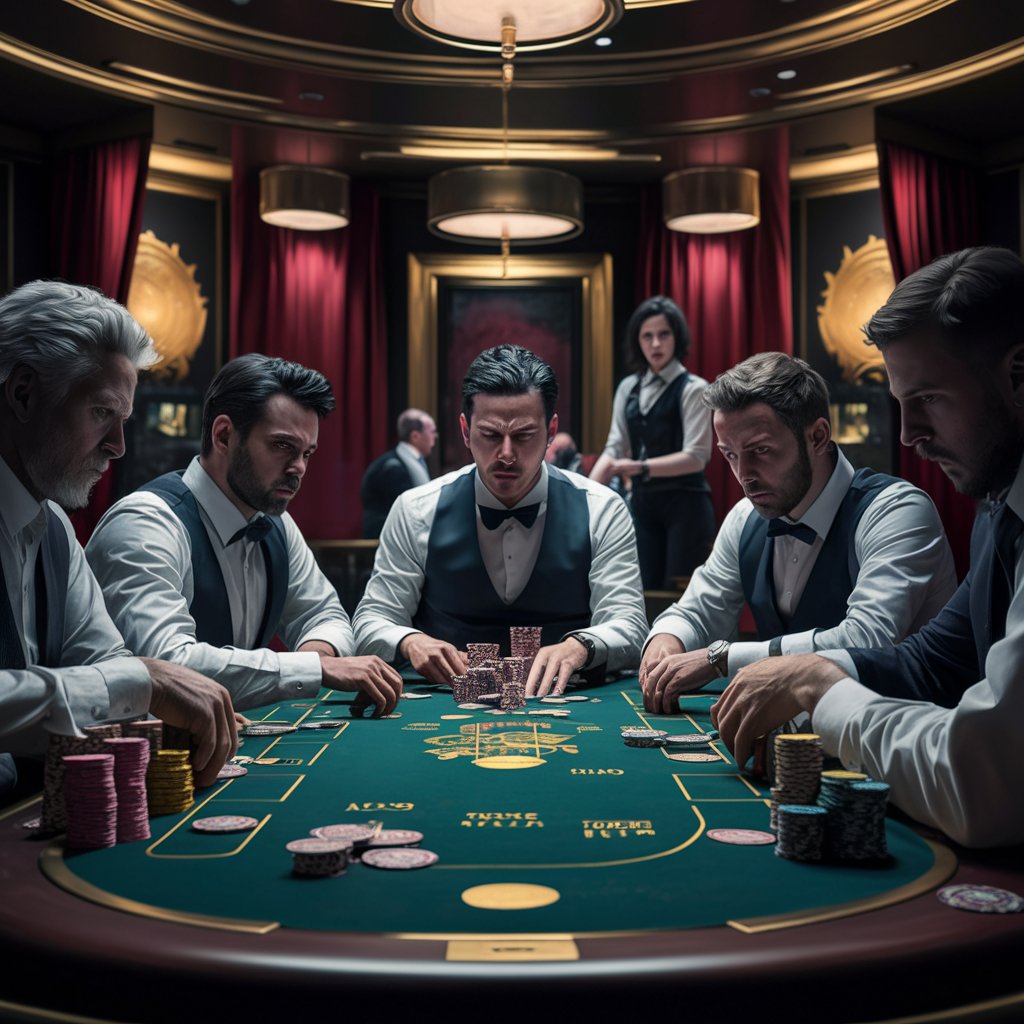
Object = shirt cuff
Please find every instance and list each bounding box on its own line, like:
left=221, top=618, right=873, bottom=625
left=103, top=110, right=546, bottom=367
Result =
left=296, top=622, right=353, bottom=657
left=724, top=640, right=771, bottom=671
left=810, top=676, right=877, bottom=759
left=275, top=652, right=326, bottom=700
left=81, top=658, right=152, bottom=727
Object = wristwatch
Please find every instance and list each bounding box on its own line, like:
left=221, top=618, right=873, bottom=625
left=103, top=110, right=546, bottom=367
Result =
left=706, top=639, right=730, bottom=677
left=566, top=632, right=597, bottom=669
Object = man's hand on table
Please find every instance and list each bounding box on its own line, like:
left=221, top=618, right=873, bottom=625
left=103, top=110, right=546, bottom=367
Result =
left=140, top=657, right=237, bottom=789
left=321, top=656, right=403, bottom=717
left=639, top=635, right=718, bottom=715
left=710, top=653, right=847, bottom=769
left=526, top=637, right=589, bottom=697
left=399, top=633, right=468, bottom=688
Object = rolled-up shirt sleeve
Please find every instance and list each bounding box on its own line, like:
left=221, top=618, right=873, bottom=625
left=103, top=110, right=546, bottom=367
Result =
left=600, top=377, right=635, bottom=461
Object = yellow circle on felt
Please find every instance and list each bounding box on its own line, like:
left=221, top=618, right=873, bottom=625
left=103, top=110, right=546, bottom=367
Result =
left=473, top=755, right=546, bottom=770
left=462, top=884, right=561, bottom=910
left=441, top=714, right=472, bottom=720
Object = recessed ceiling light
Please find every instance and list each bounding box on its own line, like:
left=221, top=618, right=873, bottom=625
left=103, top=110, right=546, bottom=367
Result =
left=595, top=36, right=612, bottom=47
left=777, top=69, right=797, bottom=80
left=750, top=87, right=772, bottom=97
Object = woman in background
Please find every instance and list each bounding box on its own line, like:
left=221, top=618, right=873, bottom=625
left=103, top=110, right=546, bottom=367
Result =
left=590, top=295, right=715, bottom=590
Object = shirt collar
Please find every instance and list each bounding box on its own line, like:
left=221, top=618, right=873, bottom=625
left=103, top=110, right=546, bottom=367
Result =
left=642, top=359, right=684, bottom=387
left=0, top=453, right=48, bottom=541
left=184, top=457, right=262, bottom=546
left=474, top=462, right=549, bottom=511
left=397, top=441, right=423, bottom=462
left=778, top=448, right=854, bottom=539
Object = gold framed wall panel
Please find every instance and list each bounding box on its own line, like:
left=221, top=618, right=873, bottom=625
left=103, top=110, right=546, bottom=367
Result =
left=407, top=252, right=613, bottom=456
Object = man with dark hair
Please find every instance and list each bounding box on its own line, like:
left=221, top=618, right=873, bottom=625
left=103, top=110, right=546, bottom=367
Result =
left=713, top=246, right=1024, bottom=847
left=0, top=280, right=236, bottom=793
left=359, top=408, right=437, bottom=539
left=354, top=345, right=647, bottom=695
left=640, top=351, right=955, bottom=715
left=87, top=354, right=402, bottom=716
left=545, top=432, right=582, bottom=474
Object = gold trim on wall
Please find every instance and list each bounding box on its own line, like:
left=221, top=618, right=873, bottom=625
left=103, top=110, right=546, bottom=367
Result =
left=407, top=252, right=613, bottom=456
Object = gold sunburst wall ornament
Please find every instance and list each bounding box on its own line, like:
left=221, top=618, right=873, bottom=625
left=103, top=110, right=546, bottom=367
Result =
left=817, top=235, right=895, bottom=386
left=127, top=230, right=208, bottom=380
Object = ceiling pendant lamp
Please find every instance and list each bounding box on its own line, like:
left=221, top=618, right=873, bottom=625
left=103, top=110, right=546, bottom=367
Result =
left=428, top=165, right=583, bottom=244
left=393, top=0, right=622, bottom=52
left=259, top=166, right=350, bottom=231
left=662, top=167, right=761, bottom=234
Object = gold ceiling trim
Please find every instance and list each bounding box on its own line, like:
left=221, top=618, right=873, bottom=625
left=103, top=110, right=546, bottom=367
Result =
left=106, top=60, right=283, bottom=105
left=149, top=144, right=232, bottom=182
left=790, top=144, right=879, bottom=183
left=58, top=0, right=958, bottom=87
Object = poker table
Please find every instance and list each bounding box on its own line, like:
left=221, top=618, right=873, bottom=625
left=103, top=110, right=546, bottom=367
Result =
left=1, top=676, right=1023, bottom=1024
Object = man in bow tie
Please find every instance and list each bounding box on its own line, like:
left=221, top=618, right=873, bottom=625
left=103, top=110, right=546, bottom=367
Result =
left=86, top=354, right=403, bottom=716
left=640, top=351, right=956, bottom=714
left=353, top=344, right=647, bottom=695
left=713, top=246, right=1024, bottom=847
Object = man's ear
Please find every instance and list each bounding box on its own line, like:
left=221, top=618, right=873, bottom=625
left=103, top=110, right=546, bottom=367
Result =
left=807, top=415, right=832, bottom=456
left=210, top=414, right=235, bottom=454
left=459, top=413, right=471, bottom=449
left=3, top=364, right=38, bottom=423
left=547, top=412, right=559, bottom=446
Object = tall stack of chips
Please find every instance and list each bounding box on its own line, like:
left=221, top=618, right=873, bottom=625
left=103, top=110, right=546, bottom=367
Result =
left=499, top=657, right=527, bottom=710
left=40, top=723, right=123, bottom=833
left=466, top=666, right=498, bottom=702
left=122, top=719, right=164, bottom=756
left=146, top=749, right=195, bottom=815
left=509, top=626, right=542, bottom=674
left=103, top=737, right=152, bottom=842
left=63, top=754, right=118, bottom=849
left=450, top=674, right=471, bottom=703
left=287, top=838, right=352, bottom=878
left=775, top=804, right=828, bottom=861
left=770, top=734, right=824, bottom=830
left=818, top=776, right=890, bottom=861
left=466, top=643, right=500, bottom=668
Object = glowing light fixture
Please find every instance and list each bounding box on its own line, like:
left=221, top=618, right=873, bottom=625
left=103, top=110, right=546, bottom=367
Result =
left=662, top=167, right=760, bottom=234
left=259, top=166, right=350, bottom=231
left=393, top=0, right=622, bottom=52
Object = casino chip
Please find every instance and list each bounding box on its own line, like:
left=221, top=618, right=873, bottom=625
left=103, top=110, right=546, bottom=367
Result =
left=191, top=815, right=260, bottom=833
left=241, top=724, right=297, bottom=737
left=937, top=884, right=1024, bottom=914
left=401, top=693, right=432, bottom=700
left=287, top=837, right=352, bottom=878
left=310, top=823, right=378, bottom=846
left=621, top=728, right=668, bottom=748
left=706, top=828, right=776, bottom=846
left=665, top=734, right=712, bottom=747
left=457, top=703, right=490, bottom=710
left=562, top=695, right=590, bottom=702
left=217, top=763, right=248, bottom=779
left=365, top=829, right=424, bottom=848
left=361, top=847, right=439, bottom=870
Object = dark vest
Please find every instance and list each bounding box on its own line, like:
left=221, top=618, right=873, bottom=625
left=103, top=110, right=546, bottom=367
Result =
left=139, top=472, right=289, bottom=649
left=413, top=467, right=593, bottom=652
left=0, top=506, right=70, bottom=669
left=625, top=371, right=709, bottom=493
left=738, top=467, right=900, bottom=641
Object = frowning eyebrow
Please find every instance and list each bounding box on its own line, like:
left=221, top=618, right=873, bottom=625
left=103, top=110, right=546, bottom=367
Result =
left=268, top=431, right=318, bottom=452
left=91, top=390, right=133, bottom=418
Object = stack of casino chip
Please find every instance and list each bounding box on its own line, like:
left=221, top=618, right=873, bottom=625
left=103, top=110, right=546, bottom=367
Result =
left=286, top=837, right=353, bottom=878
left=466, top=643, right=500, bottom=668
left=466, top=666, right=498, bottom=702
left=770, top=734, right=823, bottom=828
left=40, top=723, right=124, bottom=833
left=775, top=804, right=828, bottom=861
left=509, top=626, right=542, bottom=672
left=146, top=749, right=195, bottom=815
left=62, top=754, right=119, bottom=849
left=499, top=656, right=527, bottom=710
left=450, top=674, right=470, bottom=703
left=103, top=737, right=152, bottom=842
left=122, top=719, right=164, bottom=755
left=818, top=775, right=890, bottom=861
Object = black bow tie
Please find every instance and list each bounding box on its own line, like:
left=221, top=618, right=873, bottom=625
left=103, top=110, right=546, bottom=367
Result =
left=766, top=518, right=817, bottom=545
left=479, top=503, right=541, bottom=531
left=228, top=517, right=273, bottom=546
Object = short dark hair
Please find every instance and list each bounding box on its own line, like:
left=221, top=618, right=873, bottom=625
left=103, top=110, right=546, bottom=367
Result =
left=461, top=345, right=559, bottom=422
left=625, top=295, right=691, bottom=373
left=865, top=246, right=1024, bottom=365
left=703, top=352, right=830, bottom=440
left=397, top=409, right=425, bottom=442
left=201, top=354, right=335, bottom=455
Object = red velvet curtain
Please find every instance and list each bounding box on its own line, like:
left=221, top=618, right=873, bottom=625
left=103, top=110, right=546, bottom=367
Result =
left=637, top=127, right=792, bottom=524
left=230, top=150, right=388, bottom=540
left=49, top=134, right=151, bottom=542
left=878, top=138, right=981, bottom=577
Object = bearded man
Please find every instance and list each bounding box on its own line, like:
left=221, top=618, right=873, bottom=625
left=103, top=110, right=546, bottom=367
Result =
left=86, top=354, right=402, bottom=716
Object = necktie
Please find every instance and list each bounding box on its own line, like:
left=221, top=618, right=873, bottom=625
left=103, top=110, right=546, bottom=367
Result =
left=766, top=518, right=818, bottom=545
left=0, top=557, right=26, bottom=670
left=479, top=503, right=541, bottom=531
left=989, top=501, right=1022, bottom=646
left=228, top=517, right=273, bottom=546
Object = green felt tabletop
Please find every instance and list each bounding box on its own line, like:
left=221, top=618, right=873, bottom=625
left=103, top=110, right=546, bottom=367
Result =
left=57, top=676, right=940, bottom=935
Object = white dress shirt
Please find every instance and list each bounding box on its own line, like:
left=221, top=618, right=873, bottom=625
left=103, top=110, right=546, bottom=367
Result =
left=85, top=458, right=354, bottom=712
left=648, top=450, right=957, bottom=668
left=0, top=456, right=149, bottom=754
left=811, top=457, right=1024, bottom=848
left=601, top=359, right=713, bottom=468
left=395, top=442, right=431, bottom=487
left=352, top=463, right=648, bottom=668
